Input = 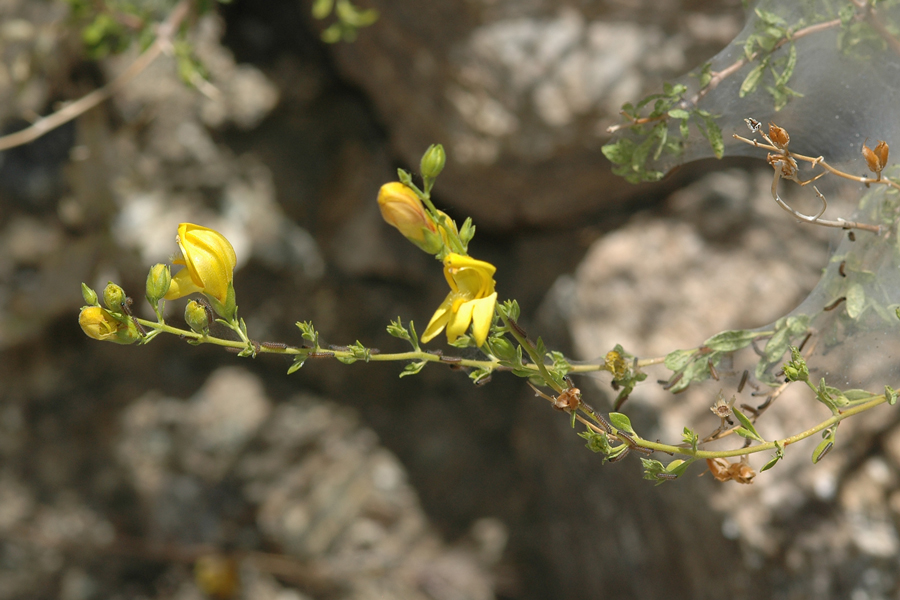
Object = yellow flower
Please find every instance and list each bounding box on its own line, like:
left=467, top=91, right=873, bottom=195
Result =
left=78, top=306, right=141, bottom=344
left=377, top=182, right=442, bottom=253
left=164, top=223, right=236, bottom=305
left=421, top=253, right=498, bottom=347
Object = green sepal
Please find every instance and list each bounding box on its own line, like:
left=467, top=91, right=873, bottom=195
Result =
left=82, top=283, right=99, bottom=306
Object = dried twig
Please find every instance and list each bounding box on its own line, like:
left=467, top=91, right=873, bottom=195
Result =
left=0, top=0, right=192, bottom=152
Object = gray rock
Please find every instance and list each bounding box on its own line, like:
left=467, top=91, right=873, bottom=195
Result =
left=322, top=0, right=743, bottom=227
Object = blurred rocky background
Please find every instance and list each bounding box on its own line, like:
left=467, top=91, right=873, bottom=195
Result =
left=2, top=0, right=900, bottom=599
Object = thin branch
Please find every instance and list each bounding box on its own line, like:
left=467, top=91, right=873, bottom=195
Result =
left=607, top=17, right=843, bottom=134
left=687, top=17, right=841, bottom=108
left=0, top=0, right=192, bottom=152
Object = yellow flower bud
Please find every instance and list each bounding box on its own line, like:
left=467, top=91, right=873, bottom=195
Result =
left=377, top=182, right=442, bottom=253
left=420, top=144, right=446, bottom=179
left=81, top=283, right=99, bottom=306
left=146, top=263, right=172, bottom=306
left=164, top=223, right=237, bottom=305
left=78, top=306, right=141, bottom=345
left=103, top=283, right=126, bottom=312
left=184, top=300, right=210, bottom=335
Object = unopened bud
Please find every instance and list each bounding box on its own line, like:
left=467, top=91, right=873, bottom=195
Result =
left=81, top=283, right=99, bottom=306
left=488, top=337, right=516, bottom=361
left=377, top=182, right=442, bottom=253
left=103, top=283, right=126, bottom=312
left=79, top=306, right=141, bottom=344
left=146, top=263, right=172, bottom=306
left=420, top=144, right=446, bottom=179
left=185, top=300, right=210, bottom=335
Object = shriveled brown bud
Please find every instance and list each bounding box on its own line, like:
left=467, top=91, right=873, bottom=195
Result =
left=768, top=123, right=790, bottom=148
left=862, top=139, right=889, bottom=175
left=767, top=153, right=798, bottom=180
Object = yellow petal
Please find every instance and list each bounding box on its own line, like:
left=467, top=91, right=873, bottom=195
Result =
left=164, top=267, right=203, bottom=300
left=421, top=294, right=454, bottom=343
left=469, top=292, right=497, bottom=347
left=446, top=299, right=476, bottom=342
left=177, top=224, right=237, bottom=303
left=444, top=253, right=496, bottom=298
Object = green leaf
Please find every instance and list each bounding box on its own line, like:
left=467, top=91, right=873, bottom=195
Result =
left=843, top=389, right=875, bottom=401
left=698, top=61, right=712, bottom=88
left=668, top=354, right=716, bottom=393
left=652, top=122, right=669, bottom=161
left=846, top=282, right=866, bottom=319
left=812, top=434, right=835, bottom=464
left=763, top=327, right=790, bottom=365
left=682, top=427, right=699, bottom=452
left=641, top=458, right=665, bottom=482
left=469, top=368, right=492, bottom=384
left=579, top=430, right=611, bottom=454
left=296, top=321, right=319, bottom=346
left=641, top=458, right=690, bottom=485
left=786, top=314, right=810, bottom=336
left=815, top=379, right=851, bottom=412
left=755, top=8, right=787, bottom=28
left=694, top=110, right=724, bottom=159
left=287, top=356, right=306, bottom=374
left=886, top=385, right=898, bottom=406
left=775, top=42, right=797, bottom=87
left=601, top=139, right=636, bottom=166
left=740, top=63, right=766, bottom=97
left=667, top=108, right=690, bottom=119
left=760, top=454, right=780, bottom=472
left=387, top=317, right=411, bottom=340
left=499, top=299, right=521, bottom=322
left=311, top=0, right=334, bottom=19
left=609, top=412, right=636, bottom=435
left=400, top=360, right=427, bottom=378
left=664, top=459, right=692, bottom=478
left=732, top=407, right=764, bottom=442
left=703, top=329, right=758, bottom=352
left=664, top=349, right=696, bottom=372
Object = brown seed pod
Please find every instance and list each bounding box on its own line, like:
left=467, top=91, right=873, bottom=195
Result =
left=862, top=139, right=889, bottom=174
left=768, top=123, right=790, bottom=148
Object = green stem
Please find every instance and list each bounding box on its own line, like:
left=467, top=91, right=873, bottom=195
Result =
left=496, top=310, right=562, bottom=393
left=133, top=318, right=502, bottom=369
left=628, top=395, right=886, bottom=459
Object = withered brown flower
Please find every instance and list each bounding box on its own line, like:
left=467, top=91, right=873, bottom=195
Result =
left=862, top=139, right=889, bottom=176
left=768, top=123, right=790, bottom=149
